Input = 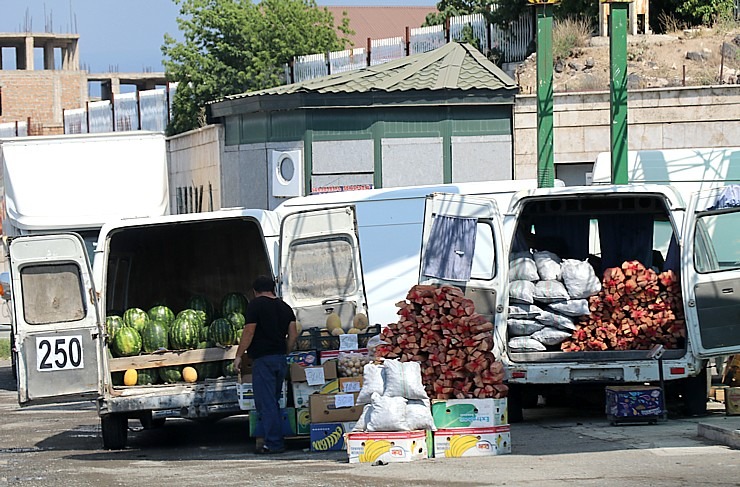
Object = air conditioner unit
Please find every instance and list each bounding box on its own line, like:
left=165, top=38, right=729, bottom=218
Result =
left=271, top=149, right=303, bottom=197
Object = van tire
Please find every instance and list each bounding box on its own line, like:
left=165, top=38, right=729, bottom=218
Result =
left=682, top=365, right=709, bottom=417
left=101, top=414, right=128, bottom=450
left=140, top=412, right=166, bottom=430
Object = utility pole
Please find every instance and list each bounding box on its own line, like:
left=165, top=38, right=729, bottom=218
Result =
left=605, top=0, right=632, bottom=185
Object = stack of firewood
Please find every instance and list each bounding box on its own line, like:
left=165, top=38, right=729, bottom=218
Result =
left=560, top=260, right=686, bottom=352
left=375, top=284, right=508, bottom=400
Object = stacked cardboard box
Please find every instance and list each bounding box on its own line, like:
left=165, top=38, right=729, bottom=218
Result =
left=431, top=398, right=511, bottom=457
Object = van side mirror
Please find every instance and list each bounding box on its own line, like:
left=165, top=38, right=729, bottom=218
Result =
left=0, top=272, right=10, bottom=300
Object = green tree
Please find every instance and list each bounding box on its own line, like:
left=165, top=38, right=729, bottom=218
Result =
left=162, top=0, right=350, bottom=135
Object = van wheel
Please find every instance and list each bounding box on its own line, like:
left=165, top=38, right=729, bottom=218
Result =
left=682, top=365, right=709, bottom=417
left=140, top=412, right=166, bottom=430
left=101, top=414, right=128, bottom=450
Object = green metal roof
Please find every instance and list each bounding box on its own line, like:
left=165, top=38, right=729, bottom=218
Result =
left=209, top=42, right=517, bottom=117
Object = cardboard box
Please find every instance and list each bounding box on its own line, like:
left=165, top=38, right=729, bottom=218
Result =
left=309, top=392, right=363, bottom=422
left=296, top=407, right=311, bottom=435
left=347, top=430, right=428, bottom=463
left=319, top=348, right=369, bottom=364
left=320, top=379, right=340, bottom=395
left=726, top=387, right=740, bottom=415
left=339, top=376, right=363, bottom=393
left=309, top=422, right=356, bottom=451
left=433, top=426, right=511, bottom=457
left=287, top=350, right=319, bottom=367
left=605, top=385, right=663, bottom=419
left=289, top=360, right=337, bottom=382
left=248, top=407, right=296, bottom=437
left=292, top=382, right=324, bottom=408
left=237, top=379, right=288, bottom=411
left=431, top=398, right=508, bottom=428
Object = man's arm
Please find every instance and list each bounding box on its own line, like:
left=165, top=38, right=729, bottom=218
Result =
left=233, top=323, right=256, bottom=372
left=286, top=321, right=298, bottom=354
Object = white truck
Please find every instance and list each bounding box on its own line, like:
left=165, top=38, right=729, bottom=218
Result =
left=418, top=182, right=740, bottom=420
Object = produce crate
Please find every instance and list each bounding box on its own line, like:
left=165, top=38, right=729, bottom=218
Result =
left=605, top=385, right=664, bottom=424
left=295, top=325, right=380, bottom=352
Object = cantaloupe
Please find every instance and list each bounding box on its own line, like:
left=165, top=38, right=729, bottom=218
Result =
left=326, top=313, right=342, bottom=331
left=123, top=369, right=138, bottom=386
left=330, top=327, right=345, bottom=336
left=352, top=313, right=369, bottom=330
left=348, top=328, right=361, bottom=334
left=182, top=366, right=198, bottom=383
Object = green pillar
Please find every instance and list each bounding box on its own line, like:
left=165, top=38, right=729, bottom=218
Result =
left=535, top=3, right=555, bottom=188
left=608, top=1, right=631, bottom=185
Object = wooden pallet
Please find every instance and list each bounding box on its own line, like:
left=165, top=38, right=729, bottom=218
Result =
left=108, top=345, right=237, bottom=372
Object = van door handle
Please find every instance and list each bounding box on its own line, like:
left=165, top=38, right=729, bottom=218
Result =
left=322, top=298, right=345, bottom=305
left=722, top=288, right=734, bottom=294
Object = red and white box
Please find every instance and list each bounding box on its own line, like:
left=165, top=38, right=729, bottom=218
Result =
left=433, top=425, right=511, bottom=457
left=346, top=430, right=428, bottom=464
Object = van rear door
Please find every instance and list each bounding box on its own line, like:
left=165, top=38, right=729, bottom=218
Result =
left=279, top=206, right=368, bottom=331
left=9, top=234, right=102, bottom=405
left=683, top=186, right=740, bottom=357
left=418, top=194, right=507, bottom=350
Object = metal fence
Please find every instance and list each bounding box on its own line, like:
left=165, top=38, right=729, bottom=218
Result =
left=288, top=11, right=533, bottom=84
left=63, top=82, right=178, bottom=134
left=0, top=121, right=28, bottom=138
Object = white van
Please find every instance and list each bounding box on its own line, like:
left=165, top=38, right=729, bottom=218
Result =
left=418, top=183, right=740, bottom=420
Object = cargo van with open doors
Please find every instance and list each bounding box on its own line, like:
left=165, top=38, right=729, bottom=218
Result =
left=419, top=184, right=740, bottom=421
left=8, top=206, right=366, bottom=449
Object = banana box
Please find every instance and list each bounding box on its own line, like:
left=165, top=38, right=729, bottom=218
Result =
left=238, top=380, right=288, bottom=411
left=296, top=407, right=311, bottom=435
left=433, top=426, right=512, bottom=457
left=347, top=430, right=428, bottom=464
left=431, top=398, right=508, bottom=428
left=309, top=422, right=356, bottom=451
left=291, top=382, right=323, bottom=408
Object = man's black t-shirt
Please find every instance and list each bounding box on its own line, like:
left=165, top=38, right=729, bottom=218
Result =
left=245, top=295, right=296, bottom=359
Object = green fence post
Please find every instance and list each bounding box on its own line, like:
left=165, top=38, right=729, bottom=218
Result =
left=606, top=0, right=631, bottom=185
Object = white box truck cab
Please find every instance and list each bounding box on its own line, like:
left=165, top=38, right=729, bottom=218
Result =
left=7, top=205, right=366, bottom=449
left=419, top=183, right=740, bottom=421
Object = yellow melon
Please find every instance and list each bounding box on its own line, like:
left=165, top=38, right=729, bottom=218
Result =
left=352, top=313, right=369, bottom=330
left=330, top=327, right=345, bottom=336
left=326, top=313, right=342, bottom=331
left=123, top=369, right=138, bottom=386
left=182, top=366, right=198, bottom=383
left=295, top=321, right=303, bottom=334
left=348, top=328, right=361, bottom=334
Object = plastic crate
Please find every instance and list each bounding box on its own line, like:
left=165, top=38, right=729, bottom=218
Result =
left=295, top=325, right=380, bottom=352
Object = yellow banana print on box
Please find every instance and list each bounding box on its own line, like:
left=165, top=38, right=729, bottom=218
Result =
left=445, top=435, right=480, bottom=457
left=358, top=439, right=393, bottom=463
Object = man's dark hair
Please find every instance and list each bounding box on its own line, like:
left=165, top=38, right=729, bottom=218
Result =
left=253, top=275, right=275, bottom=293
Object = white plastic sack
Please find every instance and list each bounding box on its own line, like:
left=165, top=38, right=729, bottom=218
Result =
left=352, top=403, right=374, bottom=432
left=366, top=392, right=410, bottom=432
left=533, top=280, right=570, bottom=302
left=357, top=363, right=385, bottom=404
left=508, top=336, right=547, bottom=352
left=547, top=299, right=590, bottom=317
left=509, top=280, right=536, bottom=304
left=531, top=327, right=573, bottom=346
left=561, top=259, right=602, bottom=299
left=366, top=334, right=385, bottom=358
left=535, top=310, right=576, bottom=331
left=407, top=399, right=436, bottom=431
left=508, top=303, right=543, bottom=319
left=534, top=250, right=562, bottom=281
left=383, top=359, right=429, bottom=400
left=507, top=318, right=545, bottom=336
left=509, top=251, right=539, bottom=281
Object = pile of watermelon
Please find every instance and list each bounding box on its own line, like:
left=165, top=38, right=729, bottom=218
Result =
left=106, top=292, right=248, bottom=385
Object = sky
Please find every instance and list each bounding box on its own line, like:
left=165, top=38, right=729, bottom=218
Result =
left=1, top=0, right=438, bottom=74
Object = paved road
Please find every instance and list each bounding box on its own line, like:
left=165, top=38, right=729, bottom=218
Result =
left=1, top=359, right=738, bottom=486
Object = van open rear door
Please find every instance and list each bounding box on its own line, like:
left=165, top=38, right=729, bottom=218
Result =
left=9, top=234, right=102, bottom=405
left=683, top=186, right=740, bottom=358
left=279, top=206, right=368, bottom=331
left=418, top=193, right=507, bottom=352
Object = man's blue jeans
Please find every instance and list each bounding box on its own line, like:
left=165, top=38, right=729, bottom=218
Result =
left=252, top=354, right=287, bottom=451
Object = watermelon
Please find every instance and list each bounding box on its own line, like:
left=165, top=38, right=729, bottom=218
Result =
left=159, top=366, right=182, bottom=383
left=105, top=315, right=125, bottom=342
left=226, top=311, right=246, bottom=329
left=235, top=328, right=243, bottom=344
left=198, top=325, right=210, bottom=342
left=169, top=315, right=200, bottom=350
left=111, top=371, right=124, bottom=386
left=177, top=309, right=206, bottom=327
left=222, top=360, right=237, bottom=377
left=186, top=295, right=214, bottom=322
left=209, top=318, right=236, bottom=346
left=111, top=326, right=142, bottom=357
left=123, top=308, right=150, bottom=333
left=137, top=368, right=159, bottom=385
left=147, top=306, right=175, bottom=327
left=141, top=320, right=169, bottom=353
left=193, top=361, right=221, bottom=379
left=194, top=310, right=208, bottom=327
left=221, top=292, right=249, bottom=317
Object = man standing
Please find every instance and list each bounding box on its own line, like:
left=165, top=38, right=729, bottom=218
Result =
left=234, top=275, right=298, bottom=454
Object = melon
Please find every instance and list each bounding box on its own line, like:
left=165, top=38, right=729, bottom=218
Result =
left=221, top=292, right=249, bottom=317
left=112, top=326, right=142, bottom=357
left=159, top=366, right=183, bottom=383
left=186, top=295, right=214, bottom=322
left=226, top=311, right=246, bottom=329
left=209, top=318, right=236, bottom=346
left=222, top=360, right=237, bottom=377
left=141, top=320, right=169, bottom=353
left=169, top=315, right=201, bottom=350
left=348, top=328, right=361, bottom=334
left=147, top=305, right=175, bottom=327
left=105, top=315, right=125, bottom=342
left=295, top=321, right=302, bottom=334
left=325, top=313, right=342, bottom=331
left=111, top=371, right=124, bottom=386
left=176, top=309, right=203, bottom=326
left=193, top=361, right=220, bottom=379
left=182, top=366, right=198, bottom=383
left=352, top=313, right=369, bottom=330
left=123, top=369, right=138, bottom=386
left=331, top=327, right=344, bottom=336
left=123, top=308, right=150, bottom=333
left=136, top=368, right=159, bottom=385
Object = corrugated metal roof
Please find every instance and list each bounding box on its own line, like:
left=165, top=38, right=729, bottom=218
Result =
left=325, top=6, right=436, bottom=48
left=224, top=42, right=516, bottom=101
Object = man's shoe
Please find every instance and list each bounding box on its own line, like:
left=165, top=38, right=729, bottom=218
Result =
left=254, top=446, right=285, bottom=454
